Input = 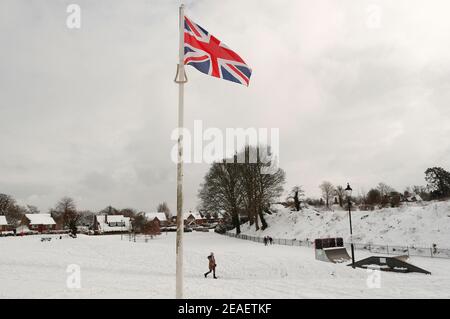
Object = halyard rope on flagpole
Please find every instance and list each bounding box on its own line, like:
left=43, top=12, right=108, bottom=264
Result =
left=174, top=3, right=187, bottom=299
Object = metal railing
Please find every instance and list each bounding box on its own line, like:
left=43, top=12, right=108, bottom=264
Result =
left=223, top=231, right=450, bottom=259
left=122, top=233, right=159, bottom=243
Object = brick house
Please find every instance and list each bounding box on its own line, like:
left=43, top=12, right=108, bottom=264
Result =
left=145, top=212, right=168, bottom=227
left=22, top=214, right=56, bottom=233
left=0, top=216, right=12, bottom=234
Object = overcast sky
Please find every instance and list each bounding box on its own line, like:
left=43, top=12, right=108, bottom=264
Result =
left=1, top=0, right=450, bottom=213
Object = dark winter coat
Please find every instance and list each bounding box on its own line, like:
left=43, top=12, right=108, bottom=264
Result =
left=208, top=255, right=216, bottom=270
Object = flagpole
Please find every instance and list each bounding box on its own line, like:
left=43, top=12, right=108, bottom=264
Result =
left=175, top=3, right=186, bottom=299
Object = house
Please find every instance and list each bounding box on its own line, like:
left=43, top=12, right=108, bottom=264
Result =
left=204, top=211, right=225, bottom=224
left=22, top=214, right=56, bottom=233
left=0, top=216, right=13, bottom=235
left=145, top=212, right=168, bottom=227
left=184, top=211, right=202, bottom=226
left=169, top=211, right=202, bottom=226
left=0, top=216, right=9, bottom=232
left=93, top=214, right=131, bottom=234
left=403, top=194, right=423, bottom=202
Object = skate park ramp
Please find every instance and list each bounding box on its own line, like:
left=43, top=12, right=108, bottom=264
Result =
left=324, top=247, right=351, bottom=263
left=314, top=238, right=351, bottom=263
left=351, top=256, right=431, bottom=274
left=315, top=247, right=351, bottom=263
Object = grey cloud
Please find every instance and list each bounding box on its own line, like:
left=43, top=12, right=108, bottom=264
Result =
left=1, top=0, right=450, bottom=211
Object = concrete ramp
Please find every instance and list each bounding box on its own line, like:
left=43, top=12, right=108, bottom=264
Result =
left=324, top=247, right=351, bottom=263
left=314, top=237, right=351, bottom=263
left=315, top=247, right=351, bottom=263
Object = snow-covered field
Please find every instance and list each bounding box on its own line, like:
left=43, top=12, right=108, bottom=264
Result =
left=239, top=201, right=450, bottom=248
left=1, top=232, right=449, bottom=298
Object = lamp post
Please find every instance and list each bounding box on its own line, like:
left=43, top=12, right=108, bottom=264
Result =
left=345, top=183, right=356, bottom=268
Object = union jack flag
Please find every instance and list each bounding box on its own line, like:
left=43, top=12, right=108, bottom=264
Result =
left=184, top=16, right=252, bottom=86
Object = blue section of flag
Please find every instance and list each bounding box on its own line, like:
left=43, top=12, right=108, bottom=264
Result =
left=184, top=47, right=195, bottom=54
left=196, top=24, right=209, bottom=36
left=220, top=66, right=240, bottom=84
left=187, top=60, right=211, bottom=75
left=236, top=65, right=252, bottom=78
left=184, top=20, right=192, bottom=32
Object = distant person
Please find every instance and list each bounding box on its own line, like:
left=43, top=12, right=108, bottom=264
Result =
left=269, top=236, right=273, bottom=245
left=263, top=236, right=268, bottom=246
left=204, top=252, right=217, bottom=279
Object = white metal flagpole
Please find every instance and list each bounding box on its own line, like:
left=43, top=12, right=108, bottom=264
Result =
left=174, top=3, right=187, bottom=299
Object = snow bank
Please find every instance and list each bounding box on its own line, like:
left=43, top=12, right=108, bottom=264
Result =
left=237, top=201, right=450, bottom=247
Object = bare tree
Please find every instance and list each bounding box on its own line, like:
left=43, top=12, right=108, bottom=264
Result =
left=144, top=220, right=161, bottom=237
left=119, top=208, right=136, bottom=218
left=199, top=146, right=285, bottom=233
left=239, top=146, right=285, bottom=230
left=425, top=167, right=450, bottom=199
left=132, top=212, right=147, bottom=233
left=0, top=194, right=26, bottom=227
left=287, top=186, right=304, bottom=211
left=26, top=205, right=40, bottom=214
left=335, top=186, right=345, bottom=208
left=319, top=181, right=335, bottom=209
left=377, top=182, right=395, bottom=197
left=377, top=183, right=396, bottom=207
left=77, top=210, right=95, bottom=227
left=366, top=189, right=382, bottom=206
left=53, top=197, right=80, bottom=229
left=199, top=154, right=244, bottom=234
left=0, top=193, right=15, bottom=215
left=99, top=205, right=119, bottom=215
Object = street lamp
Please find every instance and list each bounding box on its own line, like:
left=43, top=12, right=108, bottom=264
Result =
left=345, top=183, right=356, bottom=268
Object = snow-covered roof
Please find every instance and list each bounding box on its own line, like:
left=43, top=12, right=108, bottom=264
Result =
left=95, top=215, right=131, bottom=233
left=25, top=214, right=56, bottom=225
left=184, top=211, right=202, bottom=220
left=105, top=215, right=127, bottom=223
left=0, top=216, right=8, bottom=226
left=407, top=194, right=423, bottom=202
left=145, top=212, right=167, bottom=222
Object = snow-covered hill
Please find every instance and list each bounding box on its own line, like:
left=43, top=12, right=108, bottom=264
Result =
left=237, top=201, right=450, bottom=247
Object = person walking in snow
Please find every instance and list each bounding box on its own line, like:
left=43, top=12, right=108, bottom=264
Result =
left=263, top=236, right=268, bottom=246
left=204, top=252, right=217, bottom=279
left=269, top=236, right=273, bottom=245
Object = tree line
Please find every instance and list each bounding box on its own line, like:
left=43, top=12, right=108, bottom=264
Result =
left=199, top=160, right=450, bottom=235
left=0, top=194, right=172, bottom=235
left=287, top=166, right=450, bottom=211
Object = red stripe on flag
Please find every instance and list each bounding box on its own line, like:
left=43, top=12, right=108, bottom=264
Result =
left=184, top=55, right=209, bottom=65
left=227, top=63, right=249, bottom=86
left=185, top=17, right=202, bottom=37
